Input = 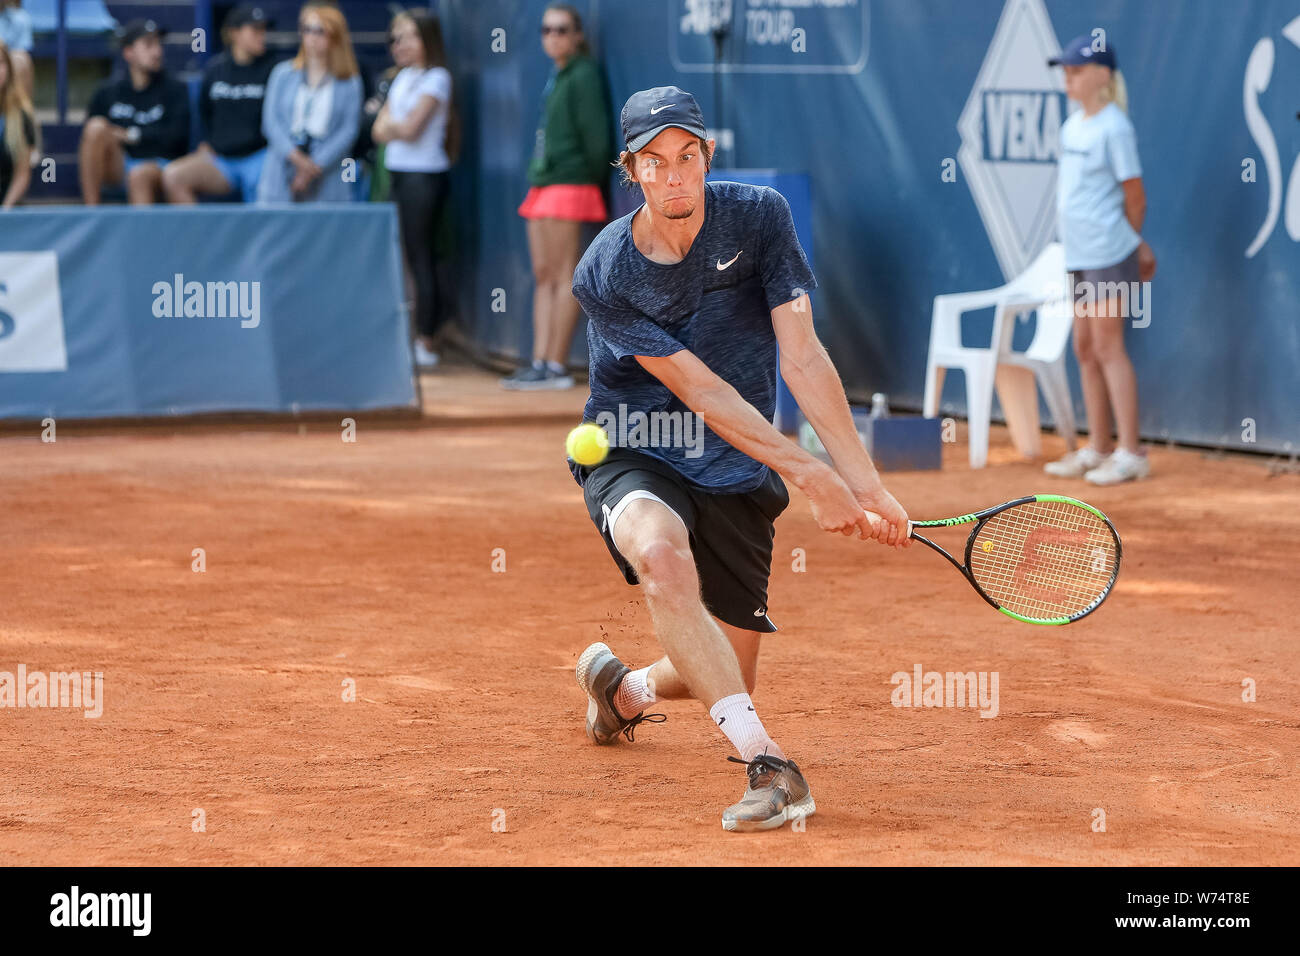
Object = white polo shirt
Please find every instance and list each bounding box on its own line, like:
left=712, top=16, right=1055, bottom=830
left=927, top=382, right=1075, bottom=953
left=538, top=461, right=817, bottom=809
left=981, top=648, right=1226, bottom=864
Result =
left=1057, top=103, right=1143, bottom=271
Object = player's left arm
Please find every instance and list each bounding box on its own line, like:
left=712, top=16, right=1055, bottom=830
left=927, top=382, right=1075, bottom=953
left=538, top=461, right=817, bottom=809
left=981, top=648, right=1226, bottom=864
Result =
left=1121, top=178, right=1156, bottom=280
left=772, top=295, right=909, bottom=536
left=1110, top=122, right=1155, bottom=280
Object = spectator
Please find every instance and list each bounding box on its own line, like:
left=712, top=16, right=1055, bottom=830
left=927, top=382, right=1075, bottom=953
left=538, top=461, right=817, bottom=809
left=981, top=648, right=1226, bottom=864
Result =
left=348, top=60, right=384, bottom=202
left=163, top=4, right=277, bottom=204
left=372, top=9, right=457, bottom=369
left=1044, top=36, right=1156, bottom=486
left=79, top=20, right=190, bottom=205
left=0, top=1, right=32, bottom=100
left=258, top=2, right=362, bottom=203
left=501, top=3, right=612, bottom=391
left=1, top=37, right=37, bottom=207
left=357, top=62, right=396, bottom=201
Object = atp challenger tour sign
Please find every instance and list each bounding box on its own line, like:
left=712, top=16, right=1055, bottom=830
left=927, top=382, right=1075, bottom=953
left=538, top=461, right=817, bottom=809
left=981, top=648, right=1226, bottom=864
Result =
left=673, top=0, right=869, bottom=73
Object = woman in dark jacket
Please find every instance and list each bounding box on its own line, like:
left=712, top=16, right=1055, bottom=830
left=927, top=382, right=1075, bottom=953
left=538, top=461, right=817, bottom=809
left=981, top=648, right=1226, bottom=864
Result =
left=501, top=3, right=612, bottom=390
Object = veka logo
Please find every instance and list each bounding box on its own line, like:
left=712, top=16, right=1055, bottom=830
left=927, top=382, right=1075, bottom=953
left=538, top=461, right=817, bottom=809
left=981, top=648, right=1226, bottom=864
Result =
left=1243, top=16, right=1300, bottom=257
left=957, top=0, right=1069, bottom=278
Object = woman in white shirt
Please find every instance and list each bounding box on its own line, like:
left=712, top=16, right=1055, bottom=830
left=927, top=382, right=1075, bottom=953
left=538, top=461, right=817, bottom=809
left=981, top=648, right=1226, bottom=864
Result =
left=373, top=10, right=458, bottom=369
left=1045, top=35, right=1156, bottom=486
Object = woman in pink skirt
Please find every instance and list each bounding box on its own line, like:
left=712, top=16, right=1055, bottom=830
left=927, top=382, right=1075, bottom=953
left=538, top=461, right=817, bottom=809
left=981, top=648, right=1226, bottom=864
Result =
left=501, top=3, right=612, bottom=390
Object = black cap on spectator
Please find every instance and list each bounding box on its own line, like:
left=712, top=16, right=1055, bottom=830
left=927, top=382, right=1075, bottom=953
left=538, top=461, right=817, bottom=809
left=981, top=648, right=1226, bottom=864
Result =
left=117, top=19, right=165, bottom=47
left=225, top=5, right=273, bottom=30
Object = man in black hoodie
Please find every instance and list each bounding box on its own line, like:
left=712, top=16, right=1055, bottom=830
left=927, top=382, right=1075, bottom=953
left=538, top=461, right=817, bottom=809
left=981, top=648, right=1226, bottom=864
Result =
left=163, top=5, right=278, bottom=203
left=80, top=19, right=190, bottom=204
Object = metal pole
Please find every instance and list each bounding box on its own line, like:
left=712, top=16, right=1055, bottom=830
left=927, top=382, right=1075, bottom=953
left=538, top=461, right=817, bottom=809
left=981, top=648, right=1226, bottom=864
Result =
left=195, top=0, right=214, bottom=63
left=57, top=0, right=68, bottom=123
left=711, top=1, right=727, bottom=165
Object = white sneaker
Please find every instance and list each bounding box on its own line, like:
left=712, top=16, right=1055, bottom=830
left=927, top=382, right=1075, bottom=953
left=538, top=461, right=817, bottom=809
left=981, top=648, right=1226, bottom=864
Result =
left=1043, top=446, right=1106, bottom=478
left=413, top=342, right=440, bottom=368
left=1085, top=448, right=1150, bottom=485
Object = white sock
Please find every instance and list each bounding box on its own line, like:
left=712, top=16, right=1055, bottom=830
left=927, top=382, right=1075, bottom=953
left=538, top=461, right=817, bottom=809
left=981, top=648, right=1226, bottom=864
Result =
left=545, top=360, right=567, bottom=375
left=709, top=693, right=783, bottom=763
left=613, top=666, right=657, bottom=719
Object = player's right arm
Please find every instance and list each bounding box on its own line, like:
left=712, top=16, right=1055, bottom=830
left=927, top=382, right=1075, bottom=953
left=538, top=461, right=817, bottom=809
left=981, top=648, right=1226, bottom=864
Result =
left=635, top=349, right=903, bottom=546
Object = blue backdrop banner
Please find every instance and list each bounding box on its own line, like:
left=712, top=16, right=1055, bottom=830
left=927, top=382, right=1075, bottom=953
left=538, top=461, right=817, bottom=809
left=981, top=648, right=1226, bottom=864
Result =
left=0, top=206, right=418, bottom=420
left=445, top=0, right=1300, bottom=453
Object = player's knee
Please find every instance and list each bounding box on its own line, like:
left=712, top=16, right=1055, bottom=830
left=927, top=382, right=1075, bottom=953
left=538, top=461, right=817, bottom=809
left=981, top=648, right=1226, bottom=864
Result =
left=1092, top=333, right=1127, bottom=365
left=82, top=117, right=111, bottom=143
left=1073, top=336, right=1097, bottom=366
left=629, top=538, right=695, bottom=599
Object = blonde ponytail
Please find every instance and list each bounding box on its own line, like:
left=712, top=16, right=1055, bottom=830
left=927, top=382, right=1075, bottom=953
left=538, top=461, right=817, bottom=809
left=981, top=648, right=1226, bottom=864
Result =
left=1104, top=68, right=1128, bottom=113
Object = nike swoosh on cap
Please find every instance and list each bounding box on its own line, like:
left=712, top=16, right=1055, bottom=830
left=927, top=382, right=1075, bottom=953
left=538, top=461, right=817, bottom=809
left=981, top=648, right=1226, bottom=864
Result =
left=649, top=104, right=670, bottom=114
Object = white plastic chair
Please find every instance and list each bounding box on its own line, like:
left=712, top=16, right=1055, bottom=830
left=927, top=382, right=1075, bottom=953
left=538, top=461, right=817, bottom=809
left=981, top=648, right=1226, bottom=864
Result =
left=922, top=242, right=1076, bottom=468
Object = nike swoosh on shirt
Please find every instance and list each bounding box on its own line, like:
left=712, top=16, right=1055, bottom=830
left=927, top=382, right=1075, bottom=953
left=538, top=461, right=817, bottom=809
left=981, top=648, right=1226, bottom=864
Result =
left=717, top=251, right=743, bottom=270
left=649, top=104, right=671, bottom=114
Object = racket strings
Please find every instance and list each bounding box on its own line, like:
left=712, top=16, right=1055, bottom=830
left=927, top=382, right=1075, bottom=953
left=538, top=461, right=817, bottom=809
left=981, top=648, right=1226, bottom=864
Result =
left=968, top=500, right=1118, bottom=621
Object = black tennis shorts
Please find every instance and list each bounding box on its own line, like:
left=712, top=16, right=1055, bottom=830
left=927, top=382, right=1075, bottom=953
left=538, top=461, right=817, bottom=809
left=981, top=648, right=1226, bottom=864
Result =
left=576, top=449, right=790, bottom=632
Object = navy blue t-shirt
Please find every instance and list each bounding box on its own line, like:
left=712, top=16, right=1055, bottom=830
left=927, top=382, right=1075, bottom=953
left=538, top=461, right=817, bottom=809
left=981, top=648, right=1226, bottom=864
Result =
left=571, top=180, right=816, bottom=494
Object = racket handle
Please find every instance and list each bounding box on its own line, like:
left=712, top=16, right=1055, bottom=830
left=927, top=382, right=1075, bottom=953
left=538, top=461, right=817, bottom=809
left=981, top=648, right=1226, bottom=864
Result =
left=862, top=511, right=914, bottom=538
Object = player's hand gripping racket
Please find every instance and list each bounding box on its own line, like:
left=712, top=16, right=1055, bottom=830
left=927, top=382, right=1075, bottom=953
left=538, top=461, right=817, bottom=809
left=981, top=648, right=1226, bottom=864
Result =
left=872, top=494, right=1121, bottom=625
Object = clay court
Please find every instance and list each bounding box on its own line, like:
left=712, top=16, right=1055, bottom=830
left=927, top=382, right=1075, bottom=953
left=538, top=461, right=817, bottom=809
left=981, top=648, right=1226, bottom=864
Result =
left=1, top=365, right=1297, bottom=866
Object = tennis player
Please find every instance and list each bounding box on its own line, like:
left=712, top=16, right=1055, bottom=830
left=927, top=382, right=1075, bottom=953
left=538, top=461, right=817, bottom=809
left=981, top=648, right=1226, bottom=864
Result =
left=571, top=87, right=911, bottom=832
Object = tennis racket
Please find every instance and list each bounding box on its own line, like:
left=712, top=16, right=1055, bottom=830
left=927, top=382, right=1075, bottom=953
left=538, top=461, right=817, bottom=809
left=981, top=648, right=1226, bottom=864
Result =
left=873, top=494, right=1122, bottom=625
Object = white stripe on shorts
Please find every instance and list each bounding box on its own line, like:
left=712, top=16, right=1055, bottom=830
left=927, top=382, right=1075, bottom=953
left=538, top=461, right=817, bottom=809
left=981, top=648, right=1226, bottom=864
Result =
left=602, top=489, right=688, bottom=546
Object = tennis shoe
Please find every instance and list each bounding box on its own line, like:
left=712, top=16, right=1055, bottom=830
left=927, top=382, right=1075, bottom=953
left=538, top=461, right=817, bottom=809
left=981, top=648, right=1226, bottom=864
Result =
left=1043, top=446, right=1105, bottom=478
left=721, top=752, right=815, bottom=832
left=575, top=642, right=664, bottom=745
left=1085, top=448, right=1150, bottom=485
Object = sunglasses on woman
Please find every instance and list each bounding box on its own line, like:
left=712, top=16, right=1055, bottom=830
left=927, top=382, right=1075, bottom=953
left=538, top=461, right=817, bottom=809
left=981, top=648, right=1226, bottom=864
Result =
left=540, top=25, right=572, bottom=36
left=300, top=24, right=327, bottom=36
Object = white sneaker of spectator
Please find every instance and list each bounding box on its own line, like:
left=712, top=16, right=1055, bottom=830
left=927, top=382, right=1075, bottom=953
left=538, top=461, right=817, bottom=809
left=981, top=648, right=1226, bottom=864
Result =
left=1084, top=448, right=1150, bottom=486
left=414, top=342, right=440, bottom=368
left=1043, top=446, right=1105, bottom=478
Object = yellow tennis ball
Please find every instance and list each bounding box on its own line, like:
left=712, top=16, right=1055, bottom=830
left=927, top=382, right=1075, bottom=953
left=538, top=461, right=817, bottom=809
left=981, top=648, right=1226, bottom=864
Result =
left=566, top=423, right=610, bottom=466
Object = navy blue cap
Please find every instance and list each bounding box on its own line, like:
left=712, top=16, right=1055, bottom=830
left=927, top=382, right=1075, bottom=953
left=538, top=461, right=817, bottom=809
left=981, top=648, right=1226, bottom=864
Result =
left=117, top=18, right=165, bottom=47
left=225, top=5, right=272, bottom=30
left=621, top=86, right=708, bottom=153
left=1048, top=34, right=1117, bottom=69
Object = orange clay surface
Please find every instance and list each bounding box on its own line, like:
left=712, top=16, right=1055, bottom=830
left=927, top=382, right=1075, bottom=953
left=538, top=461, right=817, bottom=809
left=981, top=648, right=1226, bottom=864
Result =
left=1, top=364, right=1297, bottom=865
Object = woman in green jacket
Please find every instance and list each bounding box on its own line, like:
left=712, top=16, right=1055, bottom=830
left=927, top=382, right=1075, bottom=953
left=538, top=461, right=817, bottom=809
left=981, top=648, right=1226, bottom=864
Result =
left=502, top=3, right=613, bottom=390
